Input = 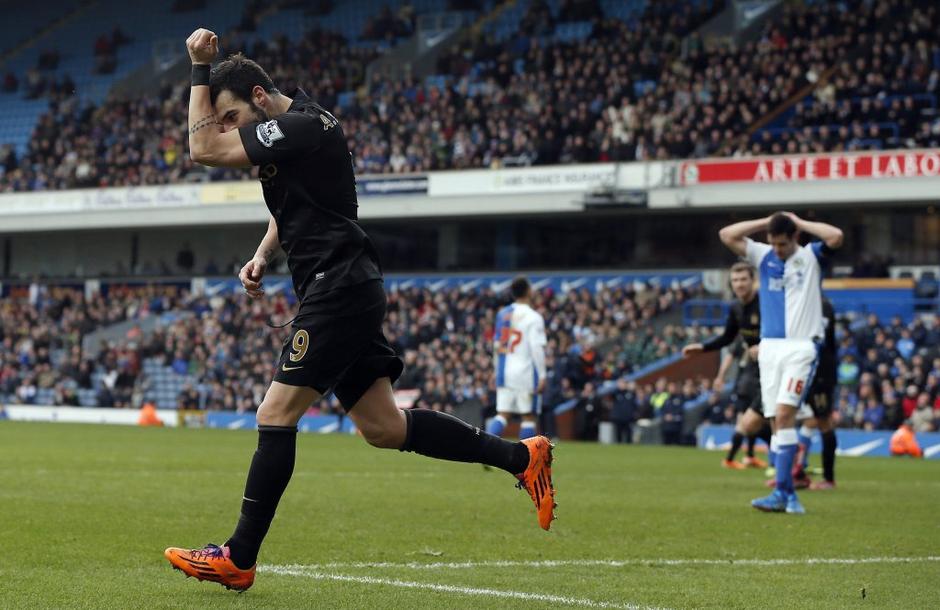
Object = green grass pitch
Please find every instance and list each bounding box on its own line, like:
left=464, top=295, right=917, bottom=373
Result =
left=1, top=421, right=938, bottom=609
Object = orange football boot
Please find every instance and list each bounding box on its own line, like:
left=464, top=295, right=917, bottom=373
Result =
left=722, top=458, right=746, bottom=470
left=515, top=436, right=556, bottom=530
left=164, top=543, right=255, bottom=591
left=742, top=456, right=768, bottom=469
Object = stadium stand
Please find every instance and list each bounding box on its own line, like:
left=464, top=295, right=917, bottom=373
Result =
left=0, top=0, right=251, bottom=157
left=2, top=0, right=936, bottom=188
left=0, top=281, right=699, bottom=412
left=0, top=286, right=188, bottom=408
left=2, top=280, right=937, bottom=438
left=0, top=0, right=478, bottom=188
left=752, top=0, right=940, bottom=154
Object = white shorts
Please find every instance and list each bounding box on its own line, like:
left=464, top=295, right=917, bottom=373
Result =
left=496, top=387, right=541, bottom=415
left=758, top=338, right=819, bottom=419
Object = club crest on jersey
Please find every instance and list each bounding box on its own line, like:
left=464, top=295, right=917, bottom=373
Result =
left=256, top=120, right=285, bottom=148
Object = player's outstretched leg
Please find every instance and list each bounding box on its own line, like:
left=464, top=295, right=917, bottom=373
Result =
left=399, top=408, right=556, bottom=529
left=349, top=378, right=557, bottom=530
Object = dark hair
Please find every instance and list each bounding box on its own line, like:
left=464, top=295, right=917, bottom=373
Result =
left=209, top=53, right=278, bottom=106
left=510, top=276, right=531, bottom=300
left=730, top=261, right=755, bottom=278
left=768, top=212, right=797, bottom=238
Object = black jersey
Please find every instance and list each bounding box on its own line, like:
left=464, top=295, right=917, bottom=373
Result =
left=702, top=294, right=761, bottom=352
left=238, top=89, right=382, bottom=303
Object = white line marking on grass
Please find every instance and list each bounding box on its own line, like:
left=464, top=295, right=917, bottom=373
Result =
left=261, top=566, right=667, bottom=610
left=268, top=556, right=940, bottom=571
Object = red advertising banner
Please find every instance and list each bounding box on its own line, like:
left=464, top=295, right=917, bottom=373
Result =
left=680, top=150, right=940, bottom=185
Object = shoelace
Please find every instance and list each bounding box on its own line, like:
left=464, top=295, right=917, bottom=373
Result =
left=190, top=544, right=225, bottom=561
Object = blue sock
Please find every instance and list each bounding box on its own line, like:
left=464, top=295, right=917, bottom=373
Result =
left=768, top=434, right=777, bottom=469
left=775, top=428, right=799, bottom=495
left=486, top=415, right=506, bottom=437
left=519, top=421, right=536, bottom=440
left=798, top=425, right=813, bottom=469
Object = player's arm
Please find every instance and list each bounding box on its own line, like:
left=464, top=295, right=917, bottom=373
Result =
left=530, top=317, right=548, bottom=393
left=186, top=28, right=251, bottom=168
left=718, top=216, right=771, bottom=257
left=683, top=306, right=739, bottom=357
left=254, top=215, right=280, bottom=263
left=701, top=307, right=740, bottom=353
left=785, top=212, right=844, bottom=250
left=239, top=215, right=279, bottom=298
left=714, top=351, right=734, bottom=389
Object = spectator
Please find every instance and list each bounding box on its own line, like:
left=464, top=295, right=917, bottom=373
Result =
left=649, top=377, right=670, bottom=414
left=838, top=354, right=860, bottom=386
left=660, top=381, right=684, bottom=445
left=3, top=71, right=17, bottom=92
left=858, top=396, right=885, bottom=431
left=177, top=383, right=200, bottom=410
left=704, top=391, right=730, bottom=425
left=573, top=381, right=601, bottom=440
left=610, top=378, right=637, bottom=443
left=910, top=392, right=936, bottom=432
left=902, top=384, right=920, bottom=418
left=176, top=243, right=196, bottom=274
left=38, top=50, right=60, bottom=71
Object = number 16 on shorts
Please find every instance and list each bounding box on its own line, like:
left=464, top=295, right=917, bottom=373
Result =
left=785, top=377, right=804, bottom=395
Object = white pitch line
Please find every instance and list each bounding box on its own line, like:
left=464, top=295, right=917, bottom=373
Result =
left=261, top=566, right=667, bottom=610
left=267, top=556, right=940, bottom=571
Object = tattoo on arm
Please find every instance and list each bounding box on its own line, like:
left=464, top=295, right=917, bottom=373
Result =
left=189, top=115, right=218, bottom=135
left=257, top=246, right=275, bottom=263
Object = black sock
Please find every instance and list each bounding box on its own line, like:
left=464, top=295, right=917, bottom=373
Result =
left=746, top=434, right=757, bottom=458
left=226, top=425, right=297, bottom=569
left=727, top=432, right=744, bottom=461
left=757, top=422, right=772, bottom=446
left=401, top=408, right=530, bottom=475
left=822, top=430, right=837, bottom=483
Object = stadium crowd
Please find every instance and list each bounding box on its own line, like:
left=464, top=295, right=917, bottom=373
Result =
left=755, top=0, right=940, bottom=154
left=2, top=0, right=936, bottom=190
left=0, top=282, right=700, bottom=414
left=0, top=285, right=188, bottom=408
left=3, top=280, right=938, bottom=442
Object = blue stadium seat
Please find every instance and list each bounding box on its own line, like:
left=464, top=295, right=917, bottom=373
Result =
left=0, top=0, right=248, bottom=154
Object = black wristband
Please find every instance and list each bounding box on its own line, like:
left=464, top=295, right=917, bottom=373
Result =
left=191, top=64, right=210, bottom=87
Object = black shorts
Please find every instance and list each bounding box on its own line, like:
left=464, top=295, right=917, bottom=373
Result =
left=273, top=279, right=403, bottom=411
left=733, top=369, right=761, bottom=415
left=807, top=379, right=835, bottom=419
